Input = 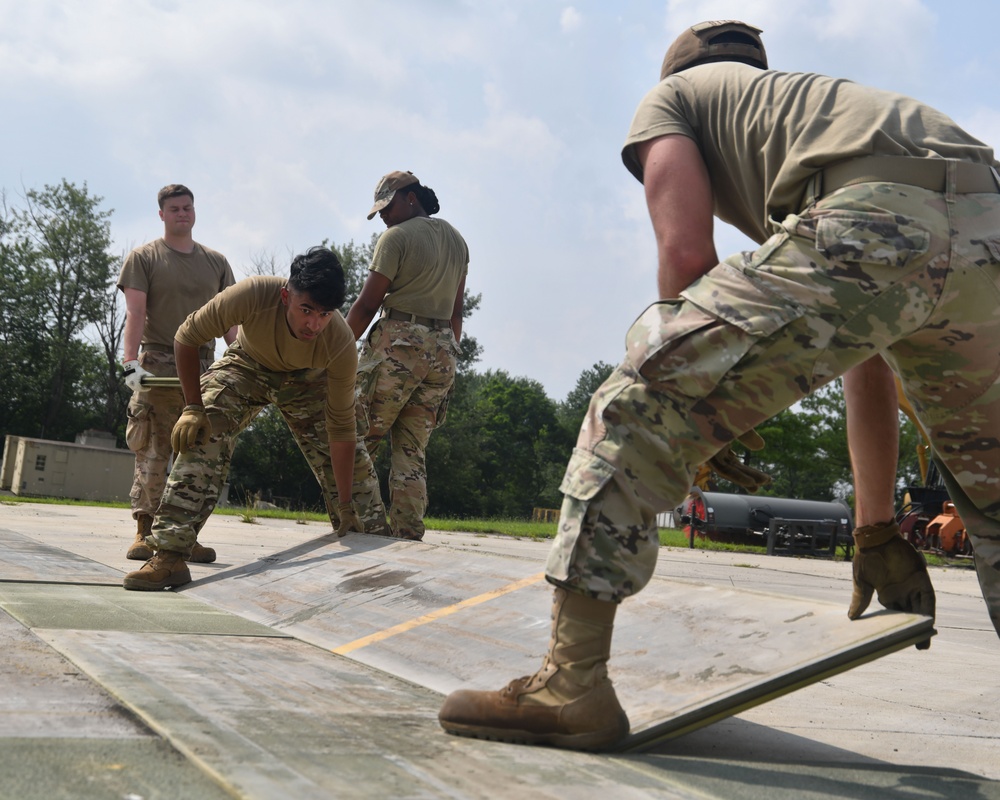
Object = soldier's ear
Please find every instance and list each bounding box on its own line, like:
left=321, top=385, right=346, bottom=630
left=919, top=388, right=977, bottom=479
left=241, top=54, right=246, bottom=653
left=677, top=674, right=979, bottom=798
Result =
left=280, top=287, right=289, bottom=306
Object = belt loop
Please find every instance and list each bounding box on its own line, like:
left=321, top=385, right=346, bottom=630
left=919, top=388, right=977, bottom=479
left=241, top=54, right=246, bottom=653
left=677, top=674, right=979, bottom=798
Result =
left=802, top=172, right=822, bottom=208
left=945, top=160, right=957, bottom=204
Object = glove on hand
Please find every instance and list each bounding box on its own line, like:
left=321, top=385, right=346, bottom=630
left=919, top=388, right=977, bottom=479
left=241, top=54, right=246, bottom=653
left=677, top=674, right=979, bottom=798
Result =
left=336, top=502, right=363, bottom=538
left=122, top=359, right=153, bottom=392
left=849, top=521, right=935, bottom=649
left=170, top=405, right=209, bottom=454
left=706, top=429, right=772, bottom=493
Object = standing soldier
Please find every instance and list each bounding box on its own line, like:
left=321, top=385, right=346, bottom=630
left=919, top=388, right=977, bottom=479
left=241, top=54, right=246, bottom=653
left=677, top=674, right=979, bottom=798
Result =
left=346, top=171, right=469, bottom=541
left=439, top=20, right=1000, bottom=750
left=118, top=184, right=237, bottom=563
left=123, top=246, right=367, bottom=591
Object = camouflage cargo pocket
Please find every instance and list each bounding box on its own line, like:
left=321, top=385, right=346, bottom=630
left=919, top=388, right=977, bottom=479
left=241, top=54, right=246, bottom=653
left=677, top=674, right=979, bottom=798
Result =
left=433, top=383, right=455, bottom=430
left=815, top=213, right=929, bottom=267
left=355, top=352, right=382, bottom=407
left=559, top=447, right=616, bottom=501
left=125, top=397, right=152, bottom=451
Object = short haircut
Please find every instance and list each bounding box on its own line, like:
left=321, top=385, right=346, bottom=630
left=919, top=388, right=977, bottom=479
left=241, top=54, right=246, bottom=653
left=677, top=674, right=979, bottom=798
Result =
left=287, top=246, right=347, bottom=310
left=158, top=184, right=194, bottom=209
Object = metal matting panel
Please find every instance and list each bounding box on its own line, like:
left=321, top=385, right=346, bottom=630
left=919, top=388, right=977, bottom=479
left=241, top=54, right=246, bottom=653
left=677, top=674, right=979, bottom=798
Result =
left=36, top=629, right=665, bottom=800
left=613, top=586, right=934, bottom=751
left=0, top=528, right=123, bottom=585
left=183, top=533, right=935, bottom=740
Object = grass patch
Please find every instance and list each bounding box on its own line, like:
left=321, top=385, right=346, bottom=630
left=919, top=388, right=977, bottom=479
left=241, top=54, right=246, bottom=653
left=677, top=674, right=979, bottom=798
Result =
left=425, top=517, right=558, bottom=539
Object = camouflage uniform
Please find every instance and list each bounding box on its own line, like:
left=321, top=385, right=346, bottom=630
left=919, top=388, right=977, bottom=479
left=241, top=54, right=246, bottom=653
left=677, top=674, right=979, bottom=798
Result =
left=125, top=347, right=214, bottom=517
left=148, top=348, right=363, bottom=553
left=548, top=176, right=1000, bottom=637
left=353, top=317, right=458, bottom=539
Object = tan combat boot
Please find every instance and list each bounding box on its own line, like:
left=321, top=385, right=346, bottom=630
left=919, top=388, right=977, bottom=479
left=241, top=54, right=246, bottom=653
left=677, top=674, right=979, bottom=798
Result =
left=126, top=515, right=154, bottom=561
left=187, top=542, right=217, bottom=563
left=438, top=587, right=630, bottom=751
left=123, top=550, right=191, bottom=591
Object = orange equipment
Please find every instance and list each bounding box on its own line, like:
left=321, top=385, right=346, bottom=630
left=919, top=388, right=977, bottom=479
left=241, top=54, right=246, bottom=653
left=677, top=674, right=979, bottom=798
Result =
left=924, top=502, right=973, bottom=556
left=895, top=377, right=971, bottom=556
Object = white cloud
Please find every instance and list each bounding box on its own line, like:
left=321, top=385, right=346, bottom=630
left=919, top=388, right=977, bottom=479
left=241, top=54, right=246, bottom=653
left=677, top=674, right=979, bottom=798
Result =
left=560, top=6, right=583, bottom=32
left=1, top=0, right=998, bottom=401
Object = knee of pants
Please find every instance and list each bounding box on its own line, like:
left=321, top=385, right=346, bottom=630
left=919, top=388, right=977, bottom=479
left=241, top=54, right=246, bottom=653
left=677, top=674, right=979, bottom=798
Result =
left=546, top=451, right=660, bottom=603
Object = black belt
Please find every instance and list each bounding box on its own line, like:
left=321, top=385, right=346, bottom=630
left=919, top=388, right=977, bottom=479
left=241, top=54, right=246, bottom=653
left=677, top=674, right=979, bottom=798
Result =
left=820, top=156, right=1000, bottom=197
left=142, top=343, right=215, bottom=359
left=384, top=308, right=451, bottom=329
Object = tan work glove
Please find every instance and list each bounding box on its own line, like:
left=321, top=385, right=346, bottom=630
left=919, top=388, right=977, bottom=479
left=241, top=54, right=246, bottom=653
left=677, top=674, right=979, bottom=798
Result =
left=170, top=405, right=210, bottom=454
left=706, top=429, right=772, bottom=493
left=849, top=521, right=935, bottom=649
left=336, top=502, right=363, bottom=537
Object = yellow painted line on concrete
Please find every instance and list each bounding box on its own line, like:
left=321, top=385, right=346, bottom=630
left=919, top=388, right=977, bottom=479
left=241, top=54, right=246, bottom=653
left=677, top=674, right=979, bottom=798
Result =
left=332, top=571, right=546, bottom=655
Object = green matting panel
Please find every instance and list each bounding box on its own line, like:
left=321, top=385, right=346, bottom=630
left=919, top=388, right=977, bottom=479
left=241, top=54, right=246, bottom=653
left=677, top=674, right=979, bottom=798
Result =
left=0, top=583, right=288, bottom=637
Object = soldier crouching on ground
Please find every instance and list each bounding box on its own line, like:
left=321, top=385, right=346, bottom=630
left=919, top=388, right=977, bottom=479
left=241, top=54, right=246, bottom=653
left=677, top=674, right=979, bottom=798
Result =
left=123, top=246, right=372, bottom=591
left=438, top=20, right=1000, bottom=751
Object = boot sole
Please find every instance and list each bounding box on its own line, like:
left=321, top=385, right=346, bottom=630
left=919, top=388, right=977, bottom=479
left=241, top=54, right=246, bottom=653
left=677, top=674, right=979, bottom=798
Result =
left=123, top=575, right=192, bottom=591
left=439, top=719, right=626, bottom=752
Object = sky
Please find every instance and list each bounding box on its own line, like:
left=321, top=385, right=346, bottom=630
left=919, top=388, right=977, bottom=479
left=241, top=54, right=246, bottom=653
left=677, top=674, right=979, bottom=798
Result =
left=2, top=0, right=999, bottom=402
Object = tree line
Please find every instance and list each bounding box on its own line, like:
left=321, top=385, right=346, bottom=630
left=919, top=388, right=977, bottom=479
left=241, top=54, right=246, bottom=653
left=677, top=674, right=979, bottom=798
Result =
left=0, top=180, right=922, bottom=519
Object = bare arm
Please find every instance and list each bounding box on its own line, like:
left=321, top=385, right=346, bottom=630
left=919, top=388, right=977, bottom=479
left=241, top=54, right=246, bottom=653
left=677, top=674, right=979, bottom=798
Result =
left=329, top=439, right=355, bottom=508
left=635, top=134, right=719, bottom=298
left=121, top=288, right=147, bottom=362
left=844, top=355, right=899, bottom=526
left=450, top=275, right=466, bottom=342
left=174, top=340, right=204, bottom=407
left=345, top=271, right=392, bottom=340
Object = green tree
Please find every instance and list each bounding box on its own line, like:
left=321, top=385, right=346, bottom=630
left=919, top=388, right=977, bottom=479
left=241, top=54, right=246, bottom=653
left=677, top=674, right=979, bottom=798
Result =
left=469, top=370, right=570, bottom=517
left=0, top=181, right=118, bottom=440
left=425, top=372, right=487, bottom=517
left=557, top=360, right=615, bottom=442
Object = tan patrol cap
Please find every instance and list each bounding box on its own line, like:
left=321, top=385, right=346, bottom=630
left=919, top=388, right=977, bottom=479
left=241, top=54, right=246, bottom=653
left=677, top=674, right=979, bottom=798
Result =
left=367, top=170, right=419, bottom=220
left=660, top=20, right=767, bottom=80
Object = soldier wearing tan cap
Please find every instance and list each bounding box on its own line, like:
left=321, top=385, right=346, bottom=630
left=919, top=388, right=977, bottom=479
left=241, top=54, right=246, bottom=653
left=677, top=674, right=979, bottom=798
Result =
left=346, top=171, right=469, bottom=541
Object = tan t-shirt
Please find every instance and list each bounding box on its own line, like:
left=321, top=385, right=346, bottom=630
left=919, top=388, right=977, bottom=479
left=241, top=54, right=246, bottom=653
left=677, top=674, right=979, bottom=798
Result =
left=370, top=217, right=469, bottom=320
left=175, top=276, right=357, bottom=442
left=622, top=63, right=998, bottom=244
left=117, top=239, right=236, bottom=347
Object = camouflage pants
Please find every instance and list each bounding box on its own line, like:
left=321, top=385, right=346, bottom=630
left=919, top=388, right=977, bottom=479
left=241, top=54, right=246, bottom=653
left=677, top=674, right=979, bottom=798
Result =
left=353, top=318, right=458, bottom=539
left=125, top=348, right=213, bottom=519
left=148, top=348, right=370, bottom=553
left=548, top=175, right=1000, bottom=638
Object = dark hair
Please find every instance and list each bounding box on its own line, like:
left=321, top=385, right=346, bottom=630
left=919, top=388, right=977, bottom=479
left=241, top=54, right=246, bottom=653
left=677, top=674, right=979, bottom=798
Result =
left=288, top=246, right=346, bottom=310
left=157, top=184, right=193, bottom=209
left=404, top=183, right=441, bottom=215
